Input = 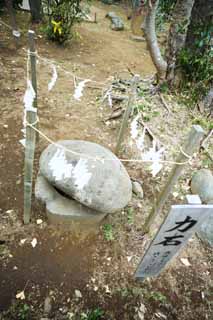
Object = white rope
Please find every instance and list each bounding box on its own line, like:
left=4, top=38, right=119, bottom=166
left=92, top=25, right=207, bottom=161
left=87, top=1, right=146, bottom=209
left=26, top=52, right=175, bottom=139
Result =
left=24, top=48, right=111, bottom=87
left=23, top=45, right=192, bottom=167
left=25, top=121, right=191, bottom=165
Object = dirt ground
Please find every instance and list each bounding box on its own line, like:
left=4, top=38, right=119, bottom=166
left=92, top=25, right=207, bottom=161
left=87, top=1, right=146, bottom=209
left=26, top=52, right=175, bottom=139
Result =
left=0, top=2, right=212, bottom=320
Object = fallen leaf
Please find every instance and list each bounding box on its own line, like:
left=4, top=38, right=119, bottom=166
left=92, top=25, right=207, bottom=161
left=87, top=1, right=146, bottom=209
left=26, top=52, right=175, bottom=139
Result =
left=36, top=219, right=43, bottom=225
left=172, top=192, right=179, bottom=198
left=155, top=312, right=167, bottom=319
left=31, top=238, right=37, bottom=248
left=16, top=290, right=25, bottom=300
left=180, top=258, right=191, bottom=266
left=20, top=239, right=27, bottom=245
left=103, top=285, right=111, bottom=294
left=75, top=289, right=82, bottom=298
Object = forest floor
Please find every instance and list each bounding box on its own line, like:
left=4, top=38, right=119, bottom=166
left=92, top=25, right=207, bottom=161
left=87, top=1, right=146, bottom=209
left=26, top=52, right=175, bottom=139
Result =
left=0, top=2, right=212, bottom=320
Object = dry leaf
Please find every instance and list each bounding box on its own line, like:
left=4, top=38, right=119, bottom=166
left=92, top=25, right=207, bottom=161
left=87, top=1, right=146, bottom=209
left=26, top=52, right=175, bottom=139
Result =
left=31, top=238, right=37, bottom=248
left=20, top=239, right=27, bottom=245
left=75, top=289, right=82, bottom=298
left=180, top=258, right=191, bottom=266
left=16, top=290, right=25, bottom=300
left=36, top=219, right=43, bottom=225
left=103, top=285, right=111, bottom=294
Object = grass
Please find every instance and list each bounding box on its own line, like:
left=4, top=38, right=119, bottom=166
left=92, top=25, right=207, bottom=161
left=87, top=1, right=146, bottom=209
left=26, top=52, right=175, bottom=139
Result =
left=103, top=224, right=114, bottom=241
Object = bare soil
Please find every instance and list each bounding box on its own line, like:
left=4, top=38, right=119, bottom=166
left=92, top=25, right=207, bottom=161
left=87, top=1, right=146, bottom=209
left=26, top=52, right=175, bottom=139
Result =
left=0, top=2, right=212, bottom=320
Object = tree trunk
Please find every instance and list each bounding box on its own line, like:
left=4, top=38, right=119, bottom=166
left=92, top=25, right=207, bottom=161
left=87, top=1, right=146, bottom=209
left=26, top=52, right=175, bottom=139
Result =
left=143, top=0, right=167, bottom=81
left=29, top=0, right=42, bottom=23
left=5, top=0, right=18, bottom=31
left=186, top=0, right=213, bottom=47
left=166, top=0, right=195, bottom=86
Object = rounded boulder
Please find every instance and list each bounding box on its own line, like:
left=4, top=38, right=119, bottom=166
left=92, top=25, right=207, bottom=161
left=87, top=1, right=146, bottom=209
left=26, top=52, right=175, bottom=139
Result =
left=191, top=169, right=213, bottom=203
left=40, top=140, right=132, bottom=213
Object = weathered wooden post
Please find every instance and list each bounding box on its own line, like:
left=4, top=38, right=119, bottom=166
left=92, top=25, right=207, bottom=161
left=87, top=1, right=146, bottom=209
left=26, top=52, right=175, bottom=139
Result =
left=23, top=30, right=38, bottom=224
left=143, top=125, right=205, bottom=233
left=115, top=74, right=140, bottom=155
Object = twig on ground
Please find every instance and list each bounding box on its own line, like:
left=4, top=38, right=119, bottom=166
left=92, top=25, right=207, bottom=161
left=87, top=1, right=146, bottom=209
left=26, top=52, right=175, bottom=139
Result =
left=201, top=129, right=213, bottom=148
left=201, top=129, right=213, bottom=161
left=105, top=107, right=124, bottom=121
left=159, top=93, right=171, bottom=113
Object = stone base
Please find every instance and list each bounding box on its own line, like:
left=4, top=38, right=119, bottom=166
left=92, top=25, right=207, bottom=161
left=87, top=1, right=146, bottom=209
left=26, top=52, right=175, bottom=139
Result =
left=35, top=173, right=107, bottom=230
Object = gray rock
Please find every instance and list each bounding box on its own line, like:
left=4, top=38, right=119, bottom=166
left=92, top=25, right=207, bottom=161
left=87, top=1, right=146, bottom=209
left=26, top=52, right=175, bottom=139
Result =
left=197, top=212, right=213, bottom=247
left=106, top=12, right=117, bottom=19
left=191, top=169, right=213, bottom=203
left=40, top=141, right=132, bottom=213
left=35, top=173, right=107, bottom=227
left=132, top=180, right=144, bottom=199
left=106, top=12, right=124, bottom=31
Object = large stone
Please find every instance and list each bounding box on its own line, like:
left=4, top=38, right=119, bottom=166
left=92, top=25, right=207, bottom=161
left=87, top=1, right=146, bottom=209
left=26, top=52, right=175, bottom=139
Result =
left=191, top=169, right=213, bottom=203
left=35, top=173, right=107, bottom=227
left=197, top=212, right=213, bottom=247
left=40, top=140, right=132, bottom=213
left=106, top=12, right=124, bottom=31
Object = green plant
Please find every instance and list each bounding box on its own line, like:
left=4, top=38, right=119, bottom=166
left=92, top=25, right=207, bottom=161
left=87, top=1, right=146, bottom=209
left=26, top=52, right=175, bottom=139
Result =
left=178, top=23, right=213, bottom=102
left=80, top=308, right=104, bottom=320
left=103, top=224, right=114, bottom=241
left=149, top=291, right=167, bottom=304
left=18, top=304, right=30, bottom=320
left=42, top=0, right=83, bottom=44
left=127, top=207, right=134, bottom=225
left=192, top=117, right=213, bottom=130
left=136, top=103, right=160, bottom=121
left=156, top=0, right=176, bottom=31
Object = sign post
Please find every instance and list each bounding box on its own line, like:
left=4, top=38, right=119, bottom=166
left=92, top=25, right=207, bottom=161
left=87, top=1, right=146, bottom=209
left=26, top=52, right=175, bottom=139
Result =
left=135, top=201, right=213, bottom=280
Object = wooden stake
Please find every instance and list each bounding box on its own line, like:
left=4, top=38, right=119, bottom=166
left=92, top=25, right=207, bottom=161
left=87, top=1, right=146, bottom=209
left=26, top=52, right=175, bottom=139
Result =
left=23, top=30, right=37, bottom=224
left=115, top=75, right=140, bottom=155
left=143, top=125, right=205, bottom=233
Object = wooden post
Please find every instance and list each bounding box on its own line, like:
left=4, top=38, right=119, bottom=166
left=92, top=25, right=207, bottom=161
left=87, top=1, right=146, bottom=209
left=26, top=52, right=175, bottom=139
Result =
left=115, top=74, right=140, bottom=155
left=94, top=13, right=97, bottom=23
left=23, top=30, right=37, bottom=224
left=143, top=125, right=205, bottom=233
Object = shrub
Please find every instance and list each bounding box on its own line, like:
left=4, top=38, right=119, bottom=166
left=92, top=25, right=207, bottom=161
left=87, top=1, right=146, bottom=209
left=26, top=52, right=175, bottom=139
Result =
left=42, top=0, right=83, bottom=44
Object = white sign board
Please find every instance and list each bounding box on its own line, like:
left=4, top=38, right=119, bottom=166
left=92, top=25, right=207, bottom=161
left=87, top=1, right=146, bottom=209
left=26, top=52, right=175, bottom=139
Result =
left=135, top=204, right=213, bottom=279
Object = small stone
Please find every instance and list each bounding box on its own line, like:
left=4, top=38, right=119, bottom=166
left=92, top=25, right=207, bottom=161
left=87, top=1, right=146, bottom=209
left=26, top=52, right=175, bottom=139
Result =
left=132, top=181, right=144, bottom=199
left=191, top=169, right=213, bottom=203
